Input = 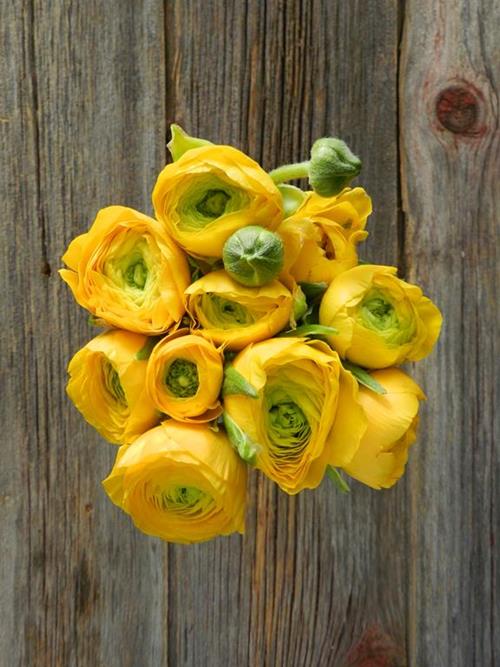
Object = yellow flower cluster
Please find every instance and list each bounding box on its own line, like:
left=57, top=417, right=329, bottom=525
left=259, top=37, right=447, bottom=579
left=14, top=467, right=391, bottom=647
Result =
left=61, top=125, right=442, bottom=544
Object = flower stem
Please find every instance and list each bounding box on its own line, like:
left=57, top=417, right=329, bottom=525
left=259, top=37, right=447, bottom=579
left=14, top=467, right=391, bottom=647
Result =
left=269, top=161, right=310, bottom=184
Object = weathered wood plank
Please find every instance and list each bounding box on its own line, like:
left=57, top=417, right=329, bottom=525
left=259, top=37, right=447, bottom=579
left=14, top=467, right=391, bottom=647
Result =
left=0, top=2, right=168, bottom=665
left=400, top=0, right=499, bottom=665
left=165, top=2, right=404, bottom=665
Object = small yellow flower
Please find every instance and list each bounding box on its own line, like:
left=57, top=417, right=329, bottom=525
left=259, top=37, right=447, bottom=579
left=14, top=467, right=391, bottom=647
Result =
left=319, top=264, right=442, bottom=368
left=152, top=145, right=283, bottom=258
left=60, top=206, right=190, bottom=334
left=146, top=330, right=223, bottom=422
left=185, top=270, right=293, bottom=350
left=295, top=187, right=372, bottom=233
left=279, top=215, right=366, bottom=285
left=223, top=337, right=366, bottom=494
left=67, top=330, right=159, bottom=444
left=343, top=368, right=425, bottom=488
left=102, top=421, right=247, bottom=543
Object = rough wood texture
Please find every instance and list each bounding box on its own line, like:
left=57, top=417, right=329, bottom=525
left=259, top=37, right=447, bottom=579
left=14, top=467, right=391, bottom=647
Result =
left=400, top=1, right=499, bottom=665
left=0, top=1, right=497, bottom=666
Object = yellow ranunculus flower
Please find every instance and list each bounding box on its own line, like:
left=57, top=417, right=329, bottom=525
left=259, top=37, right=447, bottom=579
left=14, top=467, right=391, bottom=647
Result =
left=343, top=368, right=425, bottom=489
left=295, top=186, right=372, bottom=233
left=319, top=264, right=442, bottom=368
left=185, top=270, right=293, bottom=350
left=279, top=214, right=367, bottom=285
left=152, top=145, right=283, bottom=258
left=102, top=421, right=247, bottom=543
left=146, top=330, right=223, bottom=422
left=67, top=330, right=159, bottom=444
left=60, top=206, right=190, bottom=334
left=223, top=338, right=367, bottom=494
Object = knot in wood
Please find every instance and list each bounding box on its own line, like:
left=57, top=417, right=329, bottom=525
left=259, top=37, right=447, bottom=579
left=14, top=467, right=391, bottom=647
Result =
left=435, top=86, right=479, bottom=135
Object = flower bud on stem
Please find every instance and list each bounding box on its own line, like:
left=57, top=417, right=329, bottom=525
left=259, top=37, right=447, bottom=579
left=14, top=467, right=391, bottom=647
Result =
left=269, top=137, right=362, bottom=197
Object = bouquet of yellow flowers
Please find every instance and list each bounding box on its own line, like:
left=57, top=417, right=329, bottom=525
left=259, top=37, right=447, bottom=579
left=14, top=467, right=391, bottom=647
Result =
left=61, top=126, right=442, bottom=544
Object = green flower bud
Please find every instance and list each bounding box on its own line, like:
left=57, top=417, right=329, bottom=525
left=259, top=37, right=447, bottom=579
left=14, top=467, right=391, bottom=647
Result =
left=292, top=285, right=308, bottom=322
left=269, top=136, right=362, bottom=198
left=308, top=138, right=362, bottom=197
left=222, top=225, right=284, bottom=287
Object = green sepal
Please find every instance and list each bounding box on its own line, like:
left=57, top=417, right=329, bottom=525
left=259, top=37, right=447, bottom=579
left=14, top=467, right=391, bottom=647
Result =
left=223, top=412, right=259, bottom=464
left=167, top=124, right=213, bottom=161
left=277, top=183, right=306, bottom=217
left=88, top=315, right=107, bottom=327
left=136, top=335, right=163, bottom=361
left=222, top=365, right=259, bottom=398
left=279, top=324, right=339, bottom=338
left=298, top=281, right=328, bottom=300
left=342, top=360, right=387, bottom=394
left=326, top=466, right=350, bottom=493
left=292, top=285, right=308, bottom=323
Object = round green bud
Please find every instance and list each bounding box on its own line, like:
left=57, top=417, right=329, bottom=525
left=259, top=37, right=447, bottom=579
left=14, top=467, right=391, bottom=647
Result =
left=222, top=226, right=284, bottom=287
left=309, top=137, right=362, bottom=197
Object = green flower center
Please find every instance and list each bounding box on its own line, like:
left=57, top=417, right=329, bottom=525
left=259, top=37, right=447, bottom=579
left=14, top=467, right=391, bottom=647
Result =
left=200, top=294, right=255, bottom=329
left=146, top=481, right=213, bottom=515
left=124, top=258, right=148, bottom=289
left=102, top=360, right=127, bottom=406
left=265, top=389, right=311, bottom=454
left=176, top=176, right=249, bottom=231
left=196, top=189, right=231, bottom=218
left=165, top=358, right=199, bottom=398
left=360, top=291, right=399, bottom=331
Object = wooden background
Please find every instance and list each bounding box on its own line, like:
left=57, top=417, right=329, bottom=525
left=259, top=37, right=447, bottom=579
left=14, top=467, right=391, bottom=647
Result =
left=1, top=1, right=498, bottom=665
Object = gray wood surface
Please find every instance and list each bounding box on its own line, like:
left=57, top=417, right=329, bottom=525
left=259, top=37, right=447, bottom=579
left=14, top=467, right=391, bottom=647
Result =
left=0, top=1, right=497, bottom=666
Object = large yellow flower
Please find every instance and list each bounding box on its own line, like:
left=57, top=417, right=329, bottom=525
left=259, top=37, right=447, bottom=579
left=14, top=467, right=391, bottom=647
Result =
left=223, top=338, right=366, bottom=494
left=146, top=330, right=223, bottom=422
left=60, top=206, right=190, bottom=334
left=152, top=145, right=282, bottom=258
left=67, top=330, right=159, bottom=444
left=185, top=270, right=293, bottom=350
left=319, top=264, right=442, bottom=368
left=102, top=421, right=247, bottom=543
left=343, top=368, right=425, bottom=488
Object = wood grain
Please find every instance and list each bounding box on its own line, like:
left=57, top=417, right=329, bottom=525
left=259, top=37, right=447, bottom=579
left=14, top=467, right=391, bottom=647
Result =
left=0, top=0, right=498, bottom=666
left=400, top=1, right=499, bottom=665
left=0, top=2, right=168, bottom=665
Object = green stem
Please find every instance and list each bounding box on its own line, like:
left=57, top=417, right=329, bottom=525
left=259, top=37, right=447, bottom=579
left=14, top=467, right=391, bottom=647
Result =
left=269, top=161, right=310, bottom=184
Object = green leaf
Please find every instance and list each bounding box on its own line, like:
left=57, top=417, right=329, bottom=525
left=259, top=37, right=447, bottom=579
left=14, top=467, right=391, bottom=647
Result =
left=298, top=281, right=328, bottom=300
left=326, top=466, right=350, bottom=493
left=223, top=412, right=259, bottom=464
left=222, top=365, right=258, bottom=398
left=279, top=324, right=339, bottom=338
left=136, top=336, right=163, bottom=361
left=342, top=360, right=387, bottom=394
left=167, top=124, right=213, bottom=161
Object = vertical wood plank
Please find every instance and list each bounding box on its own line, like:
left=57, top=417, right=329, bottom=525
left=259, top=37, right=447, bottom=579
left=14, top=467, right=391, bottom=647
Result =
left=165, top=2, right=404, bottom=665
left=400, top=0, right=499, bottom=665
left=0, top=2, right=168, bottom=665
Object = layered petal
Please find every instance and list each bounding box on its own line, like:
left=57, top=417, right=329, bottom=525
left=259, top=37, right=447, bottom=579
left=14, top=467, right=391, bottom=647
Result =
left=223, top=338, right=366, bottom=494
left=185, top=270, right=293, bottom=350
left=60, top=206, right=190, bottom=334
left=319, top=264, right=442, bottom=368
left=103, top=421, right=247, bottom=543
left=343, top=368, right=425, bottom=488
left=152, top=145, right=283, bottom=258
left=66, top=330, right=159, bottom=444
left=146, top=330, right=223, bottom=422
